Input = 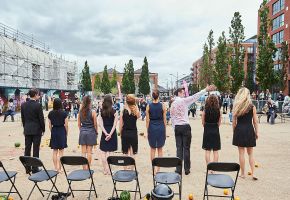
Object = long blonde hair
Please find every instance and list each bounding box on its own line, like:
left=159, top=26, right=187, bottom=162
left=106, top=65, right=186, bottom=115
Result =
left=233, top=87, right=252, bottom=117
left=126, top=94, right=138, bottom=116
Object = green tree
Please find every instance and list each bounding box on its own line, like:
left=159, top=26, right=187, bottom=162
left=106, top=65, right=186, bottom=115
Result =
left=111, top=67, right=118, bottom=89
left=138, top=57, right=150, bottom=95
left=127, top=59, right=135, bottom=94
left=94, top=74, right=101, bottom=90
left=245, top=56, right=255, bottom=93
left=101, top=65, right=111, bottom=94
left=257, top=0, right=277, bottom=91
left=199, top=30, right=215, bottom=88
left=199, top=43, right=210, bottom=88
left=214, top=31, right=230, bottom=92
left=278, top=41, right=289, bottom=90
left=229, top=12, right=245, bottom=94
left=81, top=60, right=92, bottom=92
left=122, top=64, right=130, bottom=94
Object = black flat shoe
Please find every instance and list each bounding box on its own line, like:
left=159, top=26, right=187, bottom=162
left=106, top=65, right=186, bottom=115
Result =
left=185, top=171, right=191, bottom=175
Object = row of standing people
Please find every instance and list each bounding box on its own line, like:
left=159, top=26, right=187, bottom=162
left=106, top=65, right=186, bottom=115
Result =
left=21, top=86, right=259, bottom=181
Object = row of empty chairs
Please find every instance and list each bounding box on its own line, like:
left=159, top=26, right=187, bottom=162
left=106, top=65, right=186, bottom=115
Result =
left=0, top=156, right=240, bottom=200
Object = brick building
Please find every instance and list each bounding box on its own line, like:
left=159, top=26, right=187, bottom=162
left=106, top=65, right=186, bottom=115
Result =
left=91, top=68, right=158, bottom=94
left=258, top=0, right=290, bottom=94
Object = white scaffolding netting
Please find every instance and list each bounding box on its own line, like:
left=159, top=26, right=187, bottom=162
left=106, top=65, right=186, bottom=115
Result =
left=0, top=23, right=77, bottom=90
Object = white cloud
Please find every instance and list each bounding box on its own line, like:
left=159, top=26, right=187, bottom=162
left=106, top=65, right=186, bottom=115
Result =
left=0, top=0, right=262, bottom=87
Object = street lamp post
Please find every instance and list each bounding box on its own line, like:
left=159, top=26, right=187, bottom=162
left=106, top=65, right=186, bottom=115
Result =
left=170, top=72, right=186, bottom=90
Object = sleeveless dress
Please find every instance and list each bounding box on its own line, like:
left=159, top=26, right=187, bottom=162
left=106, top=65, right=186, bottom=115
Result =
left=48, top=110, right=68, bottom=149
left=233, top=106, right=256, bottom=147
left=79, top=110, right=97, bottom=146
left=148, top=102, right=165, bottom=148
left=100, top=110, right=118, bottom=152
left=121, top=109, right=138, bottom=154
left=202, top=109, right=221, bottom=151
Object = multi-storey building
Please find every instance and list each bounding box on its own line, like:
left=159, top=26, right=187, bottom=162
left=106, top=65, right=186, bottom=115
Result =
left=258, top=0, right=290, bottom=94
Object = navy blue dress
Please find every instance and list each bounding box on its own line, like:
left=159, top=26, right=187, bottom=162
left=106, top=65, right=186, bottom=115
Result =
left=48, top=110, right=68, bottom=149
left=148, top=102, right=165, bottom=148
left=100, top=110, right=118, bottom=152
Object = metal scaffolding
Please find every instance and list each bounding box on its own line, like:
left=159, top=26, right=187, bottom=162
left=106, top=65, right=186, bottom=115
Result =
left=0, top=23, right=77, bottom=90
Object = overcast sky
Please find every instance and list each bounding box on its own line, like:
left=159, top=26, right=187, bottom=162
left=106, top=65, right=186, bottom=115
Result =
left=0, top=0, right=262, bottom=88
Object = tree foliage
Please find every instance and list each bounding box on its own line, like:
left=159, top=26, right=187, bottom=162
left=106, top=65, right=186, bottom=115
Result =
left=138, top=57, right=150, bottom=95
left=214, top=31, right=230, bottom=92
left=257, top=0, right=277, bottom=91
left=245, top=55, right=256, bottom=93
left=94, top=74, right=101, bottom=90
left=101, top=65, right=111, bottom=94
left=127, top=60, right=135, bottom=94
left=111, top=67, right=118, bottom=89
left=81, top=60, right=92, bottom=92
left=278, top=41, right=289, bottom=90
left=229, top=12, right=245, bottom=94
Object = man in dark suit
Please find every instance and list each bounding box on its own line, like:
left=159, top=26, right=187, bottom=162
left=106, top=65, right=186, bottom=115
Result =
left=21, top=89, right=45, bottom=173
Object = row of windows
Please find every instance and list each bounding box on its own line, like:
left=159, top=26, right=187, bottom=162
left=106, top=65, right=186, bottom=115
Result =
left=272, top=30, right=284, bottom=44
left=273, top=0, right=285, bottom=15
left=272, top=14, right=284, bottom=30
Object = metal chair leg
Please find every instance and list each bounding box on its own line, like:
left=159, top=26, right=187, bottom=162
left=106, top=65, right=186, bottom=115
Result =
left=91, top=178, right=98, bottom=198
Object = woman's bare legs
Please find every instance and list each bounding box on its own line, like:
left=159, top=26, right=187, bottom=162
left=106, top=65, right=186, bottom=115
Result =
left=155, top=148, right=163, bottom=174
left=81, top=145, right=88, bottom=170
left=87, top=146, right=93, bottom=168
left=238, top=147, right=245, bottom=178
left=58, top=149, right=64, bottom=172
left=52, top=150, right=58, bottom=171
left=213, top=150, right=219, bottom=162
left=101, top=151, right=109, bottom=174
left=247, top=147, right=257, bottom=180
left=205, top=150, right=211, bottom=165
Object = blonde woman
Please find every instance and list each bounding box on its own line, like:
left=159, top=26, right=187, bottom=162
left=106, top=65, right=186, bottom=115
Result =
left=232, top=87, right=259, bottom=180
left=119, top=94, right=141, bottom=158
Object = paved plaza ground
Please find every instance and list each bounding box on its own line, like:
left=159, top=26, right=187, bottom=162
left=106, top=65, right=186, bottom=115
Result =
left=0, top=110, right=290, bottom=200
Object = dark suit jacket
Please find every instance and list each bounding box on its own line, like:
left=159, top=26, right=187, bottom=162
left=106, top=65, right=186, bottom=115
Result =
left=21, top=100, right=45, bottom=135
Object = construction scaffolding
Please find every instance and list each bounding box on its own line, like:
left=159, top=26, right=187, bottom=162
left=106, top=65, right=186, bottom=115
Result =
left=0, top=23, right=78, bottom=91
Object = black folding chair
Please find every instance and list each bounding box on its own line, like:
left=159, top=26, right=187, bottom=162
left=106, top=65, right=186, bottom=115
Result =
left=60, top=156, right=97, bottom=199
left=107, top=156, right=141, bottom=200
left=0, top=161, right=22, bottom=199
left=19, top=156, right=59, bottom=200
left=152, top=157, right=182, bottom=200
left=203, top=162, right=240, bottom=200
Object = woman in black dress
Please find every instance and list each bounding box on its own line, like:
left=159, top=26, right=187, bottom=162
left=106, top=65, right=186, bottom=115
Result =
left=232, top=87, right=259, bottom=180
left=48, top=98, right=68, bottom=172
left=99, top=95, right=118, bottom=175
left=119, top=94, right=140, bottom=161
left=202, top=95, right=221, bottom=169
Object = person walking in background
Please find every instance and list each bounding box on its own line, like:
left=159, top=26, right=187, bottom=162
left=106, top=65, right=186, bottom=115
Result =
left=232, top=87, right=259, bottom=180
left=140, top=99, right=147, bottom=121
left=48, top=98, right=68, bottom=172
left=3, top=98, right=15, bottom=122
left=73, top=99, right=80, bottom=120
left=119, top=94, right=140, bottom=166
left=166, top=107, right=171, bottom=125
left=188, top=102, right=197, bottom=118
left=78, top=96, right=98, bottom=170
left=99, top=95, right=118, bottom=175
left=44, top=93, right=49, bottom=111
left=202, top=95, right=221, bottom=170
left=170, top=85, right=215, bottom=175
left=146, top=90, right=166, bottom=174
left=222, top=94, right=229, bottom=114
left=21, top=89, right=45, bottom=173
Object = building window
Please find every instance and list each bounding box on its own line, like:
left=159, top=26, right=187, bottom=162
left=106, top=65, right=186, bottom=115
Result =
left=274, top=48, right=282, bottom=61
left=247, top=47, right=254, bottom=54
left=272, top=14, right=284, bottom=30
left=274, top=64, right=282, bottom=71
left=273, top=0, right=285, bottom=15
left=272, top=30, right=284, bottom=44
